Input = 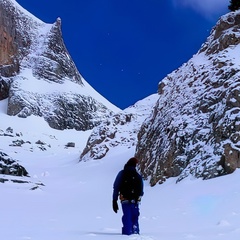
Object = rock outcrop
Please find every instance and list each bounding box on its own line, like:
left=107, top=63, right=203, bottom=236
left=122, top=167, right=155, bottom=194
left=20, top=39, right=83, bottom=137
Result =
left=80, top=94, right=158, bottom=161
left=0, top=0, right=20, bottom=77
left=0, top=0, right=119, bottom=130
left=135, top=11, right=240, bottom=186
left=0, top=79, right=9, bottom=100
left=0, top=151, right=28, bottom=176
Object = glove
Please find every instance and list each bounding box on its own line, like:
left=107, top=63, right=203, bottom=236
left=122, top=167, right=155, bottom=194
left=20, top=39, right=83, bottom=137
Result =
left=112, top=200, right=119, bottom=213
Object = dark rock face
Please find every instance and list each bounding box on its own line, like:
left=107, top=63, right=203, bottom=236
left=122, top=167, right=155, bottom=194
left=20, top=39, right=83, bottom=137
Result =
left=0, top=151, right=28, bottom=177
left=0, top=4, right=17, bottom=75
left=135, top=11, right=240, bottom=186
left=201, top=13, right=240, bottom=55
left=0, top=0, right=34, bottom=77
left=44, top=95, right=111, bottom=131
left=0, top=79, right=10, bottom=100
left=0, top=0, right=117, bottom=130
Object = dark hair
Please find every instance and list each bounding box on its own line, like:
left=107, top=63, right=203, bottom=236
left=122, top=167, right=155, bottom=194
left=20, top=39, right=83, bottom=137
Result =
left=126, top=157, right=138, bottom=167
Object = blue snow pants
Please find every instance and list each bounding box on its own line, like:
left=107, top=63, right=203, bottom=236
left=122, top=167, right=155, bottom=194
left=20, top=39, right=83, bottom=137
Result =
left=121, top=200, right=140, bottom=235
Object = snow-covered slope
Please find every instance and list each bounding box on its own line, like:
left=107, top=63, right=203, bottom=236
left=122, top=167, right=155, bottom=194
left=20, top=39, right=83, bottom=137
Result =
left=1, top=97, right=240, bottom=240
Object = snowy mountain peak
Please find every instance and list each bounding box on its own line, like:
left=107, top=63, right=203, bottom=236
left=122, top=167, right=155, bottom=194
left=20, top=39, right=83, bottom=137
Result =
left=0, top=0, right=120, bottom=131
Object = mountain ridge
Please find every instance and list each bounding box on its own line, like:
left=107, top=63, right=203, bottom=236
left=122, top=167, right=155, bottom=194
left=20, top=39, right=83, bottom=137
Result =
left=135, top=10, right=240, bottom=185
left=0, top=0, right=119, bottom=131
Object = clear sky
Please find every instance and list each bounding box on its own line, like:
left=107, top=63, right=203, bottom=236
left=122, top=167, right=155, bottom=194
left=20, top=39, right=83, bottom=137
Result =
left=16, top=0, right=229, bottom=109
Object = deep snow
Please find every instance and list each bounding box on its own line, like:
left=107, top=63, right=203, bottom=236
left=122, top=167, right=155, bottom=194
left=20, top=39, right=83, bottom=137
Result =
left=1, top=98, right=240, bottom=240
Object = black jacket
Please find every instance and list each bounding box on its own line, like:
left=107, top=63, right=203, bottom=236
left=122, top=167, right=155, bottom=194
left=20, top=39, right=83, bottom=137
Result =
left=113, top=165, right=144, bottom=201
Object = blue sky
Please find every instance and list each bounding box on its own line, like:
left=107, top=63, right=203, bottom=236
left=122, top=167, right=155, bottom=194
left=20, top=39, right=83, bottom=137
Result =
left=16, top=0, right=229, bottom=109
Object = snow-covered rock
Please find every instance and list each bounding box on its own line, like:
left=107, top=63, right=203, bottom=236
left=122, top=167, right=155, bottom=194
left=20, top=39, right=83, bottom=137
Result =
left=135, top=10, right=240, bottom=186
left=0, top=151, right=28, bottom=177
left=0, top=0, right=119, bottom=131
left=80, top=94, right=158, bottom=161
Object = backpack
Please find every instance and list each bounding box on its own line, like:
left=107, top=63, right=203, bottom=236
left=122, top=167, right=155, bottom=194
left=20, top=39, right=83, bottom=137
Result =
left=119, top=169, right=142, bottom=201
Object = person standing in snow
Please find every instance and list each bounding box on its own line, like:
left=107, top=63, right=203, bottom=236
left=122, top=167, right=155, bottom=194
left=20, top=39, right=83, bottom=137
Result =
left=112, top=157, right=144, bottom=235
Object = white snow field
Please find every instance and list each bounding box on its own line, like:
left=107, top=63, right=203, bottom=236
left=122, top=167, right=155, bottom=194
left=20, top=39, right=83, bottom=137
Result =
left=1, top=98, right=240, bottom=240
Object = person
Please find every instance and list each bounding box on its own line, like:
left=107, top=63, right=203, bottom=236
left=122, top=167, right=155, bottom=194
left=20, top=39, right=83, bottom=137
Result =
left=112, top=157, right=144, bottom=235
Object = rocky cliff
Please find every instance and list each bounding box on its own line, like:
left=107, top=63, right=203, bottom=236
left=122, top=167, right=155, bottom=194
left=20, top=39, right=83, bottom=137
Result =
left=0, top=0, right=119, bottom=130
left=80, top=94, right=158, bottom=161
left=135, top=10, right=240, bottom=186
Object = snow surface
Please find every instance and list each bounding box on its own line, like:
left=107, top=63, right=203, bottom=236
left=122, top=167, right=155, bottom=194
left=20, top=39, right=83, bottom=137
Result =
left=1, top=97, right=240, bottom=240
left=16, top=68, right=120, bottom=113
